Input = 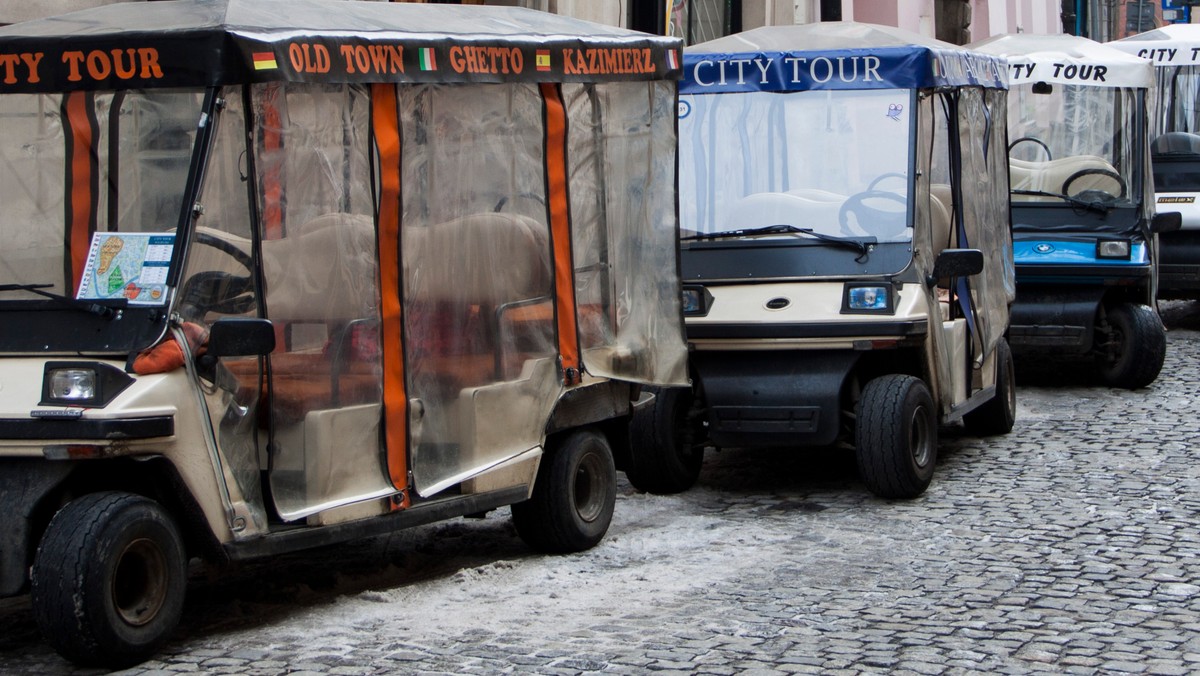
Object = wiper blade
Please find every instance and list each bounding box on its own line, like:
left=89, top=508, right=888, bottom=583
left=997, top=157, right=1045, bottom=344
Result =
left=683, top=224, right=875, bottom=261
left=1011, top=189, right=1111, bottom=213
left=0, top=283, right=124, bottom=318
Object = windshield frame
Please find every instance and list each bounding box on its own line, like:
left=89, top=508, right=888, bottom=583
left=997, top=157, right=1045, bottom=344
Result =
left=677, top=86, right=918, bottom=278
left=0, top=87, right=219, bottom=356
left=1006, top=84, right=1147, bottom=213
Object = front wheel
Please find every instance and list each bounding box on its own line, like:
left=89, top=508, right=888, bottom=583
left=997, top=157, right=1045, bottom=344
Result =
left=1095, top=303, right=1166, bottom=390
left=512, top=428, right=616, bottom=553
left=31, top=492, right=187, bottom=668
left=625, top=387, right=704, bottom=494
left=855, top=375, right=938, bottom=499
left=964, top=338, right=1016, bottom=436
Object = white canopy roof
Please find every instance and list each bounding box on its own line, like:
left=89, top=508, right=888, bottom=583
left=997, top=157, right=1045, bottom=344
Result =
left=1109, top=24, right=1200, bottom=66
left=971, top=33, right=1154, bottom=89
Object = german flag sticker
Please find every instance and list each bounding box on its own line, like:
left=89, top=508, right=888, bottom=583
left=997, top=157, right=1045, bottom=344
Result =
left=536, top=49, right=551, bottom=72
left=252, top=52, right=278, bottom=70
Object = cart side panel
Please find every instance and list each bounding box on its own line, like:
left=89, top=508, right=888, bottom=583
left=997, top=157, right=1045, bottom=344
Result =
left=565, top=80, right=688, bottom=387
left=399, top=83, right=560, bottom=498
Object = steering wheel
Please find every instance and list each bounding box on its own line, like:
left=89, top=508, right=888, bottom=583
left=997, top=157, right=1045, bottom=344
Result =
left=1062, top=168, right=1127, bottom=201
left=177, top=231, right=257, bottom=319
left=839, top=190, right=908, bottom=239
left=1008, top=136, right=1052, bottom=161
left=867, top=172, right=908, bottom=192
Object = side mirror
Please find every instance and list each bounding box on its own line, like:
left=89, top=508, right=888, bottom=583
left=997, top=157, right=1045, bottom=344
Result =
left=928, top=248, right=984, bottom=287
left=1151, top=211, right=1183, bottom=234
left=206, top=317, right=275, bottom=357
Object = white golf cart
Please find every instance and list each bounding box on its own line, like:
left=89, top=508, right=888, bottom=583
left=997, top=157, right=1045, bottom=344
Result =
left=0, top=0, right=687, bottom=666
left=1110, top=25, right=1200, bottom=298
left=626, top=23, right=1016, bottom=500
left=971, top=33, right=1178, bottom=389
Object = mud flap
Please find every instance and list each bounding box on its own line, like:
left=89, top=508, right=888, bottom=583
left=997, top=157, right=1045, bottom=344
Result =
left=1008, top=286, right=1104, bottom=352
left=692, top=350, right=859, bottom=448
left=0, top=459, right=74, bottom=596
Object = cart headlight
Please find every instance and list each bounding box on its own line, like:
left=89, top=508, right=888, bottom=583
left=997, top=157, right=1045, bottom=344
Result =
left=842, top=283, right=894, bottom=314
left=682, top=285, right=713, bottom=317
left=1097, top=240, right=1131, bottom=259
left=48, top=369, right=95, bottom=400
left=41, top=362, right=133, bottom=408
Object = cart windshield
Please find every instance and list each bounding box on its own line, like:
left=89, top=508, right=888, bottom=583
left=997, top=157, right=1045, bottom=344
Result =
left=679, top=88, right=912, bottom=248
left=1149, top=65, right=1200, bottom=191
left=0, top=89, right=202, bottom=353
left=1007, top=84, right=1142, bottom=207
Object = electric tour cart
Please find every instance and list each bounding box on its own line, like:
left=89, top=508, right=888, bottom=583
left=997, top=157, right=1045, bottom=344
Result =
left=1111, top=25, right=1200, bottom=299
left=0, top=0, right=687, bottom=666
left=625, top=23, right=1016, bottom=500
left=971, top=34, right=1177, bottom=389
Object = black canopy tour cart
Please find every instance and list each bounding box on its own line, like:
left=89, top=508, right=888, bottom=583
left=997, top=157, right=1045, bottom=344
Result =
left=0, top=0, right=687, bottom=666
left=1110, top=26, right=1200, bottom=299
left=626, top=23, right=1017, bottom=500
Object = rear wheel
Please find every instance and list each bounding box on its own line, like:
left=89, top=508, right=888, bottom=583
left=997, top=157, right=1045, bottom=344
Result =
left=855, top=375, right=938, bottom=499
left=1095, top=303, right=1165, bottom=390
left=625, top=387, right=704, bottom=494
left=31, top=492, right=187, bottom=668
left=964, top=338, right=1016, bottom=436
left=512, top=428, right=616, bottom=553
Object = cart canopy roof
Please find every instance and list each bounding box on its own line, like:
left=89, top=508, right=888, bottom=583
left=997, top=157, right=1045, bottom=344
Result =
left=0, top=0, right=681, bottom=93
left=972, top=33, right=1153, bottom=89
left=681, top=21, right=1006, bottom=95
left=1109, top=24, right=1200, bottom=66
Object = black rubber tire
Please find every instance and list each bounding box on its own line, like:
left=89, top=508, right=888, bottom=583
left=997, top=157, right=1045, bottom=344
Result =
left=964, top=338, right=1016, bottom=436
left=625, top=387, right=703, bottom=494
left=31, top=492, right=187, bottom=669
left=855, top=375, right=938, bottom=499
left=1096, top=303, right=1166, bottom=390
left=512, top=428, right=616, bottom=553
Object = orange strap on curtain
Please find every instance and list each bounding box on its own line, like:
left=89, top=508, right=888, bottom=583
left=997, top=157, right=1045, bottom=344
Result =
left=539, top=82, right=581, bottom=386
left=371, top=83, right=409, bottom=501
left=62, top=92, right=99, bottom=292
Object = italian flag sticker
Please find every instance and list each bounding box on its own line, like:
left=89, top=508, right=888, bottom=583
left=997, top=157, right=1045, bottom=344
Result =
left=252, top=52, right=278, bottom=70
left=418, top=47, right=437, bottom=71
left=667, top=49, right=679, bottom=70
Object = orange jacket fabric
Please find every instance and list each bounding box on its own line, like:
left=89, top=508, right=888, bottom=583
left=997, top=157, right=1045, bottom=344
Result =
left=132, top=323, right=209, bottom=375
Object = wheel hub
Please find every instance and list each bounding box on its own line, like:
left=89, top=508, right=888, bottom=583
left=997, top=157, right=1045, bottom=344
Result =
left=112, top=537, right=169, bottom=627
left=909, top=405, right=933, bottom=469
left=573, top=451, right=606, bottom=523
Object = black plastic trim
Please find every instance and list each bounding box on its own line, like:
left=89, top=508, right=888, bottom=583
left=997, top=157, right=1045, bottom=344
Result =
left=1015, top=264, right=1150, bottom=279
left=686, top=320, right=927, bottom=340
left=224, top=486, right=529, bottom=561
left=0, top=416, right=173, bottom=440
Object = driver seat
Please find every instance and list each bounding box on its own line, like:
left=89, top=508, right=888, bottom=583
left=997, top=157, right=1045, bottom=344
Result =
left=1010, top=155, right=1120, bottom=200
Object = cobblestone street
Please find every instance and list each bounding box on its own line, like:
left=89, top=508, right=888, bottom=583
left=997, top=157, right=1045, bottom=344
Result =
left=4, top=304, right=1200, bottom=675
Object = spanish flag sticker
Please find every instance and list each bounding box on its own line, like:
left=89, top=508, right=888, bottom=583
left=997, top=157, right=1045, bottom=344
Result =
left=418, top=47, right=437, bottom=71
left=536, top=49, right=551, bottom=72
left=252, top=52, right=278, bottom=70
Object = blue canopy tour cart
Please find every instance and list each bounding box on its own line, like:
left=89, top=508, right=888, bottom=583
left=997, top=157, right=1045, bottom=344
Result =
left=971, top=33, right=1179, bottom=390
left=625, top=23, right=1016, bottom=500
left=0, top=0, right=688, bottom=666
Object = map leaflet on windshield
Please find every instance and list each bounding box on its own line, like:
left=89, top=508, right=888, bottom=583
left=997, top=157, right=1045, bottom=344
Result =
left=76, top=232, right=175, bottom=306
